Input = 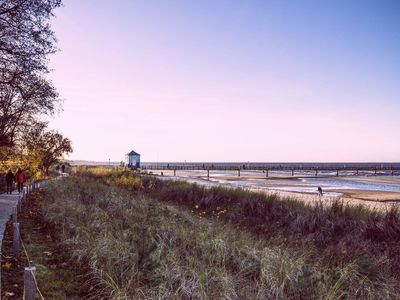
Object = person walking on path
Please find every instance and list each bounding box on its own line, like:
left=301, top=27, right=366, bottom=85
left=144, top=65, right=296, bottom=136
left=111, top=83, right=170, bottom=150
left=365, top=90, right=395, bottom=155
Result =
left=15, top=168, right=25, bottom=194
left=317, top=186, right=323, bottom=197
left=5, top=169, right=15, bottom=194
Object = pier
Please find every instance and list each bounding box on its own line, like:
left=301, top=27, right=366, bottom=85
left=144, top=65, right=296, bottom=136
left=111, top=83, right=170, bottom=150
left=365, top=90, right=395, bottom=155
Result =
left=141, top=163, right=400, bottom=179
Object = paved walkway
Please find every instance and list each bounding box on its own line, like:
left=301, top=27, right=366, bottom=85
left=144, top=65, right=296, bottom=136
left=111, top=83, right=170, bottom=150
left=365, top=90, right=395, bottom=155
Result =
left=0, top=190, right=23, bottom=296
left=0, top=191, right=21, bottom=244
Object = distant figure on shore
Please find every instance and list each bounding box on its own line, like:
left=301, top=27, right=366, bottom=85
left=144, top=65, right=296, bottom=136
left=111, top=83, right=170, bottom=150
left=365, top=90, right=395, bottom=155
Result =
left=317, top=186, right=323, bottom=197
left=61, top=164, right=66, bottom=173
left=15, top=168, right=25, bottom=194
left=5, top=169, right=15, bottom=194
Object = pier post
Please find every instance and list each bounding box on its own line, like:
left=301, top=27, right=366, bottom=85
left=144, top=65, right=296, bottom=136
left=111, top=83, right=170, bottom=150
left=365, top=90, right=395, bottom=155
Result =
left=315, top=169, right=318, bottom=176
left=356, top=170, right=359, bottom=176
left=238, top=169, right=240, bottom=177
left=291, top=170, right=294, bottom=176
left=374, top=168, right=377, bottom=175
left=266, top=169, right=269, bottom=177
left=336, top=169, right=339, bottom=177
left=173, top=169, right=176, bottom=176
left=207, top=169, right=210, bottom=180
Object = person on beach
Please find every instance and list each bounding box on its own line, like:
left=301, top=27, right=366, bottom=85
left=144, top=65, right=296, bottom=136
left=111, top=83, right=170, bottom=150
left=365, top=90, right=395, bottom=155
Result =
left=5, top=169, right=15, bottom=194
left=15, top=168, right=25, bottom=194
left=317, top=186, right=323, bottom=197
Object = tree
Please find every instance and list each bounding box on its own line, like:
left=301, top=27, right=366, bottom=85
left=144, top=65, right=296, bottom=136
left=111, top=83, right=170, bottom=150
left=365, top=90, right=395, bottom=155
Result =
left=22, top=122, right=72, bottom=176
left=0, top=73, right=58, bottom=147
left=0, top=0, right=62, bottom=149
left=0, top=0, right=62, bottom=83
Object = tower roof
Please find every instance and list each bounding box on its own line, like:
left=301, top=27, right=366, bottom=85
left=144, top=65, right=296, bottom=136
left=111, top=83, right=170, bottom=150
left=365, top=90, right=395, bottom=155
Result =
left=127, top=150, right=140, bottom=156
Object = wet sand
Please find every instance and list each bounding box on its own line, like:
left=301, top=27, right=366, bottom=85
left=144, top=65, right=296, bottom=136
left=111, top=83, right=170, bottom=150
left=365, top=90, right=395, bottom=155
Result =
left=335, top=189, right=400, bottom=203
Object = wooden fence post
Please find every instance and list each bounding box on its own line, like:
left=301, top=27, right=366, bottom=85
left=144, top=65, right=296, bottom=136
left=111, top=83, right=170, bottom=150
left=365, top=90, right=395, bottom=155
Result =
left=173, top=169, right=176, bottom=176
left=13, top=222, right=21, bottom=256
left=266, top=169, right=269, bottom=177
left=207, top=169, right=210, bottom=180
left=291, top=169, right=294, bottom=176
left=17, top=198, right=22, bottom=213
left=24, top=266, right=36, bottom=300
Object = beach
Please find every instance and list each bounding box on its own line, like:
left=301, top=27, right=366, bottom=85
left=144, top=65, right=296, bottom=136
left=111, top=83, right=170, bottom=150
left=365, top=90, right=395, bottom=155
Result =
left=149, top=169, right=400, bottom=210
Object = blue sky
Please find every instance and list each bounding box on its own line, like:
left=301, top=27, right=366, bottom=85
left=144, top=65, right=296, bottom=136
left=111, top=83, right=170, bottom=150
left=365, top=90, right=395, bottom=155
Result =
left=48, top=0, right=400, bottom=162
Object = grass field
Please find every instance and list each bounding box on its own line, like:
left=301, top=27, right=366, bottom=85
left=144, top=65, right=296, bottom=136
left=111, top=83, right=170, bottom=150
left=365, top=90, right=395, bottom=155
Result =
left=1, top=189, right=90, bottom=299
left=26, top=167, right=398, bottom=299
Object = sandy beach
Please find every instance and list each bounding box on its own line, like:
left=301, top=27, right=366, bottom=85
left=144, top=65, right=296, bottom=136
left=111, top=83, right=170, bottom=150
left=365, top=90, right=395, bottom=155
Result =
left=150, top=169, right=400, bottom=210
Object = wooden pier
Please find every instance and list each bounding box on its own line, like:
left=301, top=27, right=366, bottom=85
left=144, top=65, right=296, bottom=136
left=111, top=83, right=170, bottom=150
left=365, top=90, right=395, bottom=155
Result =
left=141, top=163, right=400, bottom=179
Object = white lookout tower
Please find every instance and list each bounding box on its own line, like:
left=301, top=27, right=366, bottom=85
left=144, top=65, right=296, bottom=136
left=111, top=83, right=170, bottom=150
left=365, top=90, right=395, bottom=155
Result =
left=126, top=150, right=141, bottom=168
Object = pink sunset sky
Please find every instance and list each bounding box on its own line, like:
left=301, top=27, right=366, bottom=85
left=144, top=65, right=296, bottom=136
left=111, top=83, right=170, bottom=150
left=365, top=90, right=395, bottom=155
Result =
left=48, top=1, right=400, bottom=162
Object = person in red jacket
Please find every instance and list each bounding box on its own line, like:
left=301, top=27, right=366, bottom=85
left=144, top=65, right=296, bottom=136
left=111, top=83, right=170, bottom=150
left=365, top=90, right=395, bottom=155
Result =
left=15, top=168, right=25, bottom=194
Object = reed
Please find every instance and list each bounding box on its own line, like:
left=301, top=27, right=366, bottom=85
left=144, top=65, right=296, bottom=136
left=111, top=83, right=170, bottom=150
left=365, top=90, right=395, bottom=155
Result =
left=39, top=168, right=400, bottom=298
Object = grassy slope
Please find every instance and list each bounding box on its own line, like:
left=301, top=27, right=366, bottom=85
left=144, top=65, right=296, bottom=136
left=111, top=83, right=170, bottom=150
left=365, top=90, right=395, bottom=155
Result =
left=40, top=171, right=400, bottom=299
left=86, top=169, right=400, bottom=278
left=1, top=190, right=91, bottom=299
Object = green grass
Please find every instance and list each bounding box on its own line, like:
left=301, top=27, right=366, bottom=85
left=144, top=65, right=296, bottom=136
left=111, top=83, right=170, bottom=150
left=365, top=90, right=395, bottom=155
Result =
left=40, top=173, right=400, bottom=299
left=1, top=189, right=90, bottom=299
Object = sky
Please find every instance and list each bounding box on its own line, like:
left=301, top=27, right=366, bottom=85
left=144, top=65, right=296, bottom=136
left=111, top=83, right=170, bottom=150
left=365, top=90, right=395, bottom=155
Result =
left=48, top=0, right=400, bottom=162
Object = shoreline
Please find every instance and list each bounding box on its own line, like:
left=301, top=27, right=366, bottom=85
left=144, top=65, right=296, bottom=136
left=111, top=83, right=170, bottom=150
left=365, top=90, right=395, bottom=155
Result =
left=150, top=170, right=400, bottom=210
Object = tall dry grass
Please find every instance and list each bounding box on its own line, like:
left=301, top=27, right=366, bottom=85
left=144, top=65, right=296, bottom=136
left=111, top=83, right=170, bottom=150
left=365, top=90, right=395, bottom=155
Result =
left=76, top=168, right=400, bottom=279
left=41, top=172, right=400, bottom=299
